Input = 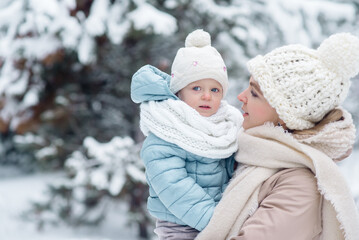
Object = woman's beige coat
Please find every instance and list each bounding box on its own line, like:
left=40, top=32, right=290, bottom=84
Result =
left=231, top=168, right=322, bottom=239
left=195, top=113, right=358, bottom=240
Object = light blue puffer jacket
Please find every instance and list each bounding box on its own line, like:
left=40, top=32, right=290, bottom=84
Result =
left=131, top=65, right=235, bottom=231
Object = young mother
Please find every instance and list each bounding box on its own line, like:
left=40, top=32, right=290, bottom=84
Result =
left=196, top=33, right=359, bottom=240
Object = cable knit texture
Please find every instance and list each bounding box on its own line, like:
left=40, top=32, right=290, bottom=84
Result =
left=170, top=29, right=228, bottom=95
left=140, top=98, right=242, bottom=159
left=247, top=33, right=359, bottom=130
left=196, top=123, right=359, bottom=240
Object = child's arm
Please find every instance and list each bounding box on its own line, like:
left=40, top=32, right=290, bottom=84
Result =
left=142, top=139, right=215, bottom=231
left=131, top=65, right=178, bottom=103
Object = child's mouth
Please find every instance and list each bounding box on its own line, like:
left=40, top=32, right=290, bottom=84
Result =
left=199, top=105, right=211, bottom=109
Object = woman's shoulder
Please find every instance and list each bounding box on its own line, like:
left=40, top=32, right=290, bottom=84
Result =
left=259, top=168, right=319, bottom=202
left=273, top=168, right=315, bottom=182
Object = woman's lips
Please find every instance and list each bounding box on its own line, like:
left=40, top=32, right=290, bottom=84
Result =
left=241, top=108, right=248, bottom=117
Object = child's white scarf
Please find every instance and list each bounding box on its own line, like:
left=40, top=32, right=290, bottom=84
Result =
left=196, top=122, right=359, bottom=240
left=140, top=99, right=243, bottom=159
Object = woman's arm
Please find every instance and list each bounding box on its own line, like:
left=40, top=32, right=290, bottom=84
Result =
left=230, top=168, right=322, bottom=240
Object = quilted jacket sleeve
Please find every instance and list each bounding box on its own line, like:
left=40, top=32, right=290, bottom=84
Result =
left=225, top=154, right=236, bottom=179
left=131, top=65, right=178, bottom=103
left=141, top=135, right=216, bottom=231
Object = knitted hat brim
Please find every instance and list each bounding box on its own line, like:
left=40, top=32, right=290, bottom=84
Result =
left=171, top=62, right=228, bottom=96
left=246, top=56, right=315, bottom=130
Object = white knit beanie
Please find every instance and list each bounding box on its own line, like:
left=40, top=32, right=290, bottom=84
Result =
left=170, top=29, right=228, bottom=96
left=247, top=33, right=359, bottom=130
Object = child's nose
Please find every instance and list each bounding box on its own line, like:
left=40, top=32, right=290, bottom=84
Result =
left=202, top=91, right=212, bottom=100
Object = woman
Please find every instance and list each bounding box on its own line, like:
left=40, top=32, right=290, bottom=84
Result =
left=195, top=33, right=359, bottom=240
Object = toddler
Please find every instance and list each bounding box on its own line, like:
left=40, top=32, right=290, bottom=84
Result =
left=131, top=29, right=243, bottom=240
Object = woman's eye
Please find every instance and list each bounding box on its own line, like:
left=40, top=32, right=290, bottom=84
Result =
left=250, top=90, right=258, bottom=97
left=211, top=88, right=220, bottom=93
left=193, top=86, right=201, bottom=91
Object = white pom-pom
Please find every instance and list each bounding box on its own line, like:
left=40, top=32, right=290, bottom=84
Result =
left=185, top=29, right=211, bottom=48
left=318, top=33, right=359, bottom=79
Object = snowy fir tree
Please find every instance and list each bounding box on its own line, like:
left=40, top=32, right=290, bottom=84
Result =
left=26, top=136, right=151, bottom=238
left=0, top=0, right=359, bottom=239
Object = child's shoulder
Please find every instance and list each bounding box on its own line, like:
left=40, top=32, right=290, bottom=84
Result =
left=141, top=133, right=187, bottom=158
left=143, top=133, right=182, bottom=149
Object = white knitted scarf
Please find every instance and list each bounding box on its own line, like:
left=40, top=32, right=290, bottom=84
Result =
left=196, top=122, right=359, bottom=240
left=140, top=99, right=243, bottom=159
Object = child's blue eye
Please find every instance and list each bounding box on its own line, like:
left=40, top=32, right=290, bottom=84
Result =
left=211, top=88, right=220, bottom=93
left=193, top=86, right=201, bottom=91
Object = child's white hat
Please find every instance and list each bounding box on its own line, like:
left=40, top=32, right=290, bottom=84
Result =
left=247, top=33, right=359, bottom=130
left=170, top=29, right=228, bottom=96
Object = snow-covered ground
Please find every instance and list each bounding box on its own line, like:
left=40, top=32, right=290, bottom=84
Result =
left=0, top=170, right=139, bottom=240
left=0, top=150, right=358, bottom=240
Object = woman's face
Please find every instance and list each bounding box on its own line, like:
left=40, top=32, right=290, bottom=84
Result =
left=237, top=77, right=282, bottom=130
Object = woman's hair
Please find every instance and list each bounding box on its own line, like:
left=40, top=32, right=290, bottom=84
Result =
left=292, top=108, right=344, bottom=136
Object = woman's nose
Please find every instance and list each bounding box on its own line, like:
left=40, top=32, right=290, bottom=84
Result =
left=237, top=91, right=247, bottom=103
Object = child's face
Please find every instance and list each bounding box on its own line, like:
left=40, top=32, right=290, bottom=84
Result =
left=237, top=77, right=282, bottom=130
left=177, top=78, right=223, bottom=117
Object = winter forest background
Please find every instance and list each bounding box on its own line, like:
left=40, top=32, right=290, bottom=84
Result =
left=0, top=0, right=359, bottom=239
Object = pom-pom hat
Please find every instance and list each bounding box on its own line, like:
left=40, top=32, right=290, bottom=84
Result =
left=247, top=33, right=359, bottom=130
left=170, top=29, right=228, bottom=96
